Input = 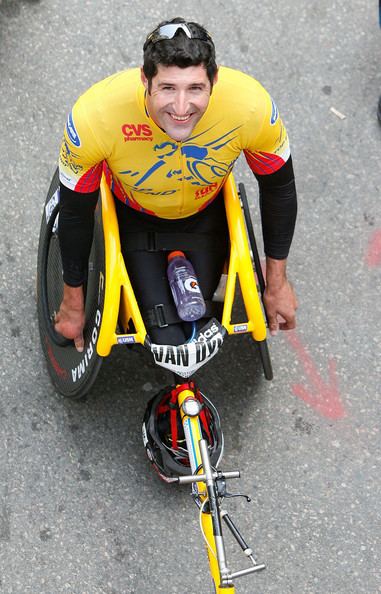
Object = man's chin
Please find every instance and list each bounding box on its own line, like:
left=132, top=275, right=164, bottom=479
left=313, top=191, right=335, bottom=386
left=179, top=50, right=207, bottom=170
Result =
left=169, top=132, right=191, bottom=142
left=163, top=118, right=196, bottom=142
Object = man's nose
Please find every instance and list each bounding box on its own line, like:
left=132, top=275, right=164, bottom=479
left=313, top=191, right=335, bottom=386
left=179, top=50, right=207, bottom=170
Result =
left=173, top=91, right=188, bottom=114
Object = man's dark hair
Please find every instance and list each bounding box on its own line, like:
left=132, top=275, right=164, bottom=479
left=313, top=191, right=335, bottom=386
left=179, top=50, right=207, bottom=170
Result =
left=143, top=17, right=217, bottom=92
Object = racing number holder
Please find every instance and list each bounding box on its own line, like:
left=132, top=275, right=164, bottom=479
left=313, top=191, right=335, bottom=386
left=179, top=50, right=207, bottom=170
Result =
left=96, top=172, right=268, bottom=357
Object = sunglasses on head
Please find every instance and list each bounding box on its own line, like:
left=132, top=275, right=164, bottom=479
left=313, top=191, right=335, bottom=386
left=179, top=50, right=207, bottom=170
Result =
left=144, top=22, right=213, bottom=50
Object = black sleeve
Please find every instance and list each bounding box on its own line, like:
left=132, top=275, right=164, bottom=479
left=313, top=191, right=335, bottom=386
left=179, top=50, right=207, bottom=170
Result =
left=254, top=155, right=297, bottom=260
left=58, top=183, right=99, bottom=287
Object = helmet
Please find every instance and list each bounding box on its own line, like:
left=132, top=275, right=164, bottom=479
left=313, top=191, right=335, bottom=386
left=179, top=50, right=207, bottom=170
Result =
left=142, top=382, right=224, bottom=482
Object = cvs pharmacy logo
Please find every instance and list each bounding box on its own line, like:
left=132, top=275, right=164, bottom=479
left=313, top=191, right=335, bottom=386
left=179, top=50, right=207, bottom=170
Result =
left=122, top=123, right=153, bottom=141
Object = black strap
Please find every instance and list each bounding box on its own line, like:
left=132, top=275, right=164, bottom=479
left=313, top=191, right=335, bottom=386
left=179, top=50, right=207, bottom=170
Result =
left=143, top=301, right=220, bottom=330
left=122, top=231, right=224, bottom=253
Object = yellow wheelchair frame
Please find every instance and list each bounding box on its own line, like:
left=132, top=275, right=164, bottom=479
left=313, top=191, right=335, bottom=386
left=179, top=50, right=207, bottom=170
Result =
left=93, top=172, right=268, bottom=592
left=38, top=168, right=270, bottom=591
left=96, top=172, right=267, bottom=357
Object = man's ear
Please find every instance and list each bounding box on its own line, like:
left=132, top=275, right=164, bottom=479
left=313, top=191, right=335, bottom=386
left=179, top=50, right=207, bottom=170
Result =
left=140, top=67, right=148, bottom=89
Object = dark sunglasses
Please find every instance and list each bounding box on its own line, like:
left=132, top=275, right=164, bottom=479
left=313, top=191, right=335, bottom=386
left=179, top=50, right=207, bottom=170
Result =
left=144, top=22, right=213, bottom=50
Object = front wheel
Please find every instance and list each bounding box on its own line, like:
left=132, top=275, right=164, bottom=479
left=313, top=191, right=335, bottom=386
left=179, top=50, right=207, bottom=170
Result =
left=36, top=169, right=105, bottom=398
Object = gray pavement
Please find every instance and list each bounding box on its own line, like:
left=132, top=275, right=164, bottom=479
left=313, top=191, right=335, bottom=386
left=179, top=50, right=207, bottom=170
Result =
left=0, top=1, right=380, bottom=593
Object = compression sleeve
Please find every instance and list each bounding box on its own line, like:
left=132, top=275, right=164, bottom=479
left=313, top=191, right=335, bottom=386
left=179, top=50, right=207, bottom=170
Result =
left=58, top=183, right=99, bottom=286
left=254, top=155, right=297, bottom=260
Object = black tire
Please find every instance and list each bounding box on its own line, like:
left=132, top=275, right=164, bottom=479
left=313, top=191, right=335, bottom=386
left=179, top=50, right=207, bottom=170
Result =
left=37, top=169, right=105, bottom=398
left=238, top=182, right=273, bottom=381
left=238, top=183, right=266, bottom=297
left=256, top=340, right=273, bottom=381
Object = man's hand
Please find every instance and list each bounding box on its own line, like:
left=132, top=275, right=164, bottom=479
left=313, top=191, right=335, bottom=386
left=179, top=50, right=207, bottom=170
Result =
left=263, top=257, right=298, bottom=336
left=54, top=284, right=85, bottom=352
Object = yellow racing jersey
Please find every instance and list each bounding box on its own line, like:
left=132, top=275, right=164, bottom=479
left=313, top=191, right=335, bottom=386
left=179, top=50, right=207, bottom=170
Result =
left=59, top=66, right=290, bottom=219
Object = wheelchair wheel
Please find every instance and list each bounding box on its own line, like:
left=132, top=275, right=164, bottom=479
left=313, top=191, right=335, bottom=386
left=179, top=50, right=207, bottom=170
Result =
left=238, top=183, right=266, bottom=297
left=256, top=340, right=273, bottom=381
left=37, top=169, right=105, bottom=398
left=238, top=183, right=273, bottom=381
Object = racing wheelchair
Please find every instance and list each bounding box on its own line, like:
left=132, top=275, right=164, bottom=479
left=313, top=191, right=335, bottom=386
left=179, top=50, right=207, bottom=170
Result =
left=37, top=170, right=272, bottom=592
left=37, top=170, right=272, bottom=397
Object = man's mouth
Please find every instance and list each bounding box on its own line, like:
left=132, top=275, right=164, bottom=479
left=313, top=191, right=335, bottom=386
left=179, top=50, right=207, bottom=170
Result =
left=169, top=113, right=193, bottom=122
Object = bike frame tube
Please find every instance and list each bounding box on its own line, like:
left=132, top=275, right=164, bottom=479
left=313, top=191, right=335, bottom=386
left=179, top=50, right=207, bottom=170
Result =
left=177, top=385, right=235, bottom=593
left=96, top=172, right=267, bottom=355
left=202, top=512, right=235, bottom=593
left=177, top=387, right=204, bottom=480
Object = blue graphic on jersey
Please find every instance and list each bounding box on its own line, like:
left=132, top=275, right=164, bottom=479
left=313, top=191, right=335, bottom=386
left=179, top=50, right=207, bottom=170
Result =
left=119, top=124, right=242, bottom=194
left=270, top=99, right=279, bottom=125
left=66, top=112, right=81, bottom=147
left=181, top=145, right=208, bottom=160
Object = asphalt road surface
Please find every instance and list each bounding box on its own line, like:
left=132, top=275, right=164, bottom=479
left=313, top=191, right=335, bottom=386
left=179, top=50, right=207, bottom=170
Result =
left=0, top=1, right=380, bottom=593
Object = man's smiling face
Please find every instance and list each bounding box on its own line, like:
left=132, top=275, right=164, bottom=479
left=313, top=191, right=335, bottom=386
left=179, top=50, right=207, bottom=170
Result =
left=141, top=64, right=217, bottom=142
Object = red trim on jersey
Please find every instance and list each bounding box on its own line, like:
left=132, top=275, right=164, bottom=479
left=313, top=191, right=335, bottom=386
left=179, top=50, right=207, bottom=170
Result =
left=74, top=163, right=103, bottom=192
left=244, top=150, right=286, bottom=175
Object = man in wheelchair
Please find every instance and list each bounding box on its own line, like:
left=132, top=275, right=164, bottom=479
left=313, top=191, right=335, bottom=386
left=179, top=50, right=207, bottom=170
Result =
left=54, top=17, right=298, bottom=352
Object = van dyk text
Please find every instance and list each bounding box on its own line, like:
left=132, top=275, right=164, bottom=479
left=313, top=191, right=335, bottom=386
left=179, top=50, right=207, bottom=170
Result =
left=151, top=335, right=223, bottom=368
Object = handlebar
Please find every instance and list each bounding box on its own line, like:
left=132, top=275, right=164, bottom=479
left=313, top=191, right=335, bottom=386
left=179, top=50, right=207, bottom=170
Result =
left=177, top=470, right=240, bottom=485
left=177, top=440, right=266, bottom=585
left=227, top=564, right=266, bottom=580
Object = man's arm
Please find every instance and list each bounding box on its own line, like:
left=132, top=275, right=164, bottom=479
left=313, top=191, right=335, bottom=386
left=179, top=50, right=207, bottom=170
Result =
left=54, top=183, right=99, bottom=351
left=254, top=156, right=298, bottom=334
left=264, top=257, right=298, bottom=335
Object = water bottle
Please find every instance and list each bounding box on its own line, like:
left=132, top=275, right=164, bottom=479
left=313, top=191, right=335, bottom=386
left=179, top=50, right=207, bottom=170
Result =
left=167, top=251, right=206, bottom=321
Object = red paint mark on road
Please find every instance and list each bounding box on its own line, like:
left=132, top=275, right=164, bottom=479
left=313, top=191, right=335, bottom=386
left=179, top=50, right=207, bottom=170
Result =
left=365, top=229, right=381, bottom=267
left=286, top=331, right=346, bottom=420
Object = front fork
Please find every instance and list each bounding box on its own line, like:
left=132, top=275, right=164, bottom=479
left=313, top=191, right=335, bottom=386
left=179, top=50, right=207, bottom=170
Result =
left=199, top=439, right=235, bottom=590
left=176, top=387, right=265, bottom=591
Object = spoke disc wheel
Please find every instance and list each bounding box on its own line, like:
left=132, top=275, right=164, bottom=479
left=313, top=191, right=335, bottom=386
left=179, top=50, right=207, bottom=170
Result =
left=37, top=169, right=105, bottom=398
